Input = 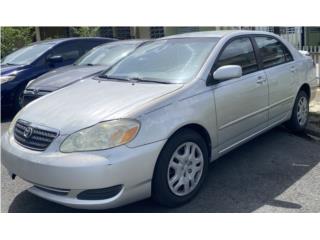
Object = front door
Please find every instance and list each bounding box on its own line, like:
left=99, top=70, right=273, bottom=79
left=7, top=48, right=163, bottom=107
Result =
left=211, top=37, right=269, bottom=153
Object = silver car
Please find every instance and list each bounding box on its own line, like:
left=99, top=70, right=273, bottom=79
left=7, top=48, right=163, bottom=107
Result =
left=1, top=31, right=318, bottom=210
left=23, top=40, right=148, bottom=105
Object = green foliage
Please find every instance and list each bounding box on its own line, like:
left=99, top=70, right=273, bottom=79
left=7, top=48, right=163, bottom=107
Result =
left=71, top=27, right=100, bottom=37
left=1, top=27, right=34, bottom=58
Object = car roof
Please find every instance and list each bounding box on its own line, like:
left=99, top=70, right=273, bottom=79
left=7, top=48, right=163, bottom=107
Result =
left=161, top=30, right=278, bottom=39
left=29, top=37, right=116, bottom=46
left=96, top=39, right=150, bottom=47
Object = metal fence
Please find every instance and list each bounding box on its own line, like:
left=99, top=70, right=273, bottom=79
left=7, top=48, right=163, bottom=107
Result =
left=280, top=33, right=320, bottom=82
left=299, top=46, right=320, bottom=84
left=280, top=31, right=303, bottom=47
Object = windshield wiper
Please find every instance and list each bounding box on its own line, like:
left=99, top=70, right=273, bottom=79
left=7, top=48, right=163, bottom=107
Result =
left=98, top=75, right=169, bottom=84
left=126, top=77, right=170, bottom=84
left=98, top=74, right=130, bottom=81
left=74, top=63, right=99, bottom=67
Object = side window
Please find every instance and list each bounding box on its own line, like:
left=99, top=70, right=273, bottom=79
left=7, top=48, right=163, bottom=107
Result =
left=283, top=46, right=293, bottom=62
left=255, top=36, right=293, bottom=68
left=50, top=42, right=81, bottom=61
left=216, top=38, right=258, bottom=75
left=78, top=40, right=105, bottom=55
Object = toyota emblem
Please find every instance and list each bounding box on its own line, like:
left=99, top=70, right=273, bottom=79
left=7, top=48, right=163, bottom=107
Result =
left=23, top=126, right=33, bottom=138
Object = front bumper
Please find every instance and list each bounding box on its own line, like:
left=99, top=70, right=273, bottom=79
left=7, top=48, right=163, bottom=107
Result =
left=1, top=132, right=166, bottom=210
left=1, top=84, right=16, bottom=108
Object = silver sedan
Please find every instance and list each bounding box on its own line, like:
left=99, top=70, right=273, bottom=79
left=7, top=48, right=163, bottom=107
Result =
left=1, top=30, right=318, bottom=209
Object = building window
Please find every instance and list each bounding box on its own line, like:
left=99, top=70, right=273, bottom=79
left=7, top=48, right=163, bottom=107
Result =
left=150, top=27, right=164, bottom=38
left=266, top=27, right=274, bottom=33
left=286, top=27, right=296, bottom=34
left=115, top=27, right=132, bottom=39
left=241, top=27, right=255, bottom=30
left=99, top=27, right=114, bottom=38
left=176, top=27, right=199, bottom=34
left=310, top=27, right=320, bottom=33
left=280, top=27, right=296, bottom=34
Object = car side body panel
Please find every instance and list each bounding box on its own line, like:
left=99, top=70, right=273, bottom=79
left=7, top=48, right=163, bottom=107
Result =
left=212, top=70, right=269, bottom=152
left=265, top=62, right=298, bottom=125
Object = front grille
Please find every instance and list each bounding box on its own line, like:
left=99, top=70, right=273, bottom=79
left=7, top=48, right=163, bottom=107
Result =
left=14, top=120, right=58, bottom=151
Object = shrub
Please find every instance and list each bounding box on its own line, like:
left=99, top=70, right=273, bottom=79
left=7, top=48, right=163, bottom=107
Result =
left=1, top=27, right=34, bottom=58
left=71, top=27, right=100, bottom=37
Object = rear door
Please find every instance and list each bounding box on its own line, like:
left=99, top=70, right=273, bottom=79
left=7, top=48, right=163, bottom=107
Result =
left=254, top=36, right=297, bottom=124
left=211, top=37, right=269, bottom=152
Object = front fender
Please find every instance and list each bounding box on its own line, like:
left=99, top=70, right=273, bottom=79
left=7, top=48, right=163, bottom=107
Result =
left=128, top=88, right=218, bottom=152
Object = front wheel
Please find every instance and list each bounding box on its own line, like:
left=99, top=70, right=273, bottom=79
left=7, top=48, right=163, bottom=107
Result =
left=152, top=129, right=209, bottom=207
left=286, top=90, right=309, bottom=132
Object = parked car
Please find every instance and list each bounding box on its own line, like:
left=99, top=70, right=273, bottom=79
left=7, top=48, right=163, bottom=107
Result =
left=22, top=40, right=148, bottom=106
left=1, top=31, right=318, bottom=210
left=1, top=37, right=115, bottom=111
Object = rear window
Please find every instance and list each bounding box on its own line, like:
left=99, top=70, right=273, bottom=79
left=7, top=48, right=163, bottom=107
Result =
left=255, top=37, right=293, bottom=68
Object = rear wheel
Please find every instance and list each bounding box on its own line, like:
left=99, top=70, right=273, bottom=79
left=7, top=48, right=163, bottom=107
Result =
left=286, top=90, right=309, bottom=132
left=152, top=129, right=208, bottom=207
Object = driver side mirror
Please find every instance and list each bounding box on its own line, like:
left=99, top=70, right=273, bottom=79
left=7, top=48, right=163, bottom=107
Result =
left=213, top=65, right=242, bottom=81
left=47, top=55, right=63, bottom=66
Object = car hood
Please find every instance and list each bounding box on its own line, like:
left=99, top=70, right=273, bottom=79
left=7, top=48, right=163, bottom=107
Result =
left=0, top=64, right=28, bottom=75
left=28, top=65, right=109, bottom=91
left=18, top=78, right=183, bottom=134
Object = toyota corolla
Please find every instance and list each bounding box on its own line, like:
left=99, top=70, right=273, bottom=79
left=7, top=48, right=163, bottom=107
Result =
left=1, top=31, right=317, bottom=210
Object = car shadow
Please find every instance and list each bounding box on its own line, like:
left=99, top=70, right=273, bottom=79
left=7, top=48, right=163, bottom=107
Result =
left=7, top=126, right=320, bottom=213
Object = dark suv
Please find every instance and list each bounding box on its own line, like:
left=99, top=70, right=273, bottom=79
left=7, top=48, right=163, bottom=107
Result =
left=1, top=37, right=115, bottom=111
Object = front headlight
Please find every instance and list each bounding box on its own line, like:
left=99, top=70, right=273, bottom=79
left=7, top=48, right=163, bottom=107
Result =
left=26, top=79, right=35, bottom=89
left=8, top=114, right=19, bottom=136
left=60, top=119, right=140, bottom=153
left=1, top=75, right=16, bottom=84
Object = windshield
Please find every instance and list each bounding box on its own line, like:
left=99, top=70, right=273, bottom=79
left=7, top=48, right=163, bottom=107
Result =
left=102, top=38, right=220, bottom=83
left=1, top=43, right=53, bottom=65
left=75, top=44, right=139, bottom=66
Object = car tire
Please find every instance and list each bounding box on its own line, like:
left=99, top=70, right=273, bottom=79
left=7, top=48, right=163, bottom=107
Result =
left=286, top=90, right=309, bottom=132
left=152, top=129, right=209, bottom=207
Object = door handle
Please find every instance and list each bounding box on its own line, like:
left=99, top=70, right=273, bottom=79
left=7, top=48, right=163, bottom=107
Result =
left=256, top=76, right=266, bottom=84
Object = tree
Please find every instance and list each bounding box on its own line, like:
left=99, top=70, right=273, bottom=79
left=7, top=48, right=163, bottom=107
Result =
left=1, top=27, right=34, bottom=58
left=71, top=27, right=100, bottom=37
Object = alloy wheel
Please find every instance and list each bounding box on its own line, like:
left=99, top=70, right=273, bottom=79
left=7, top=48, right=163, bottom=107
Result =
left=297, top=96, right=308, bottom=126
